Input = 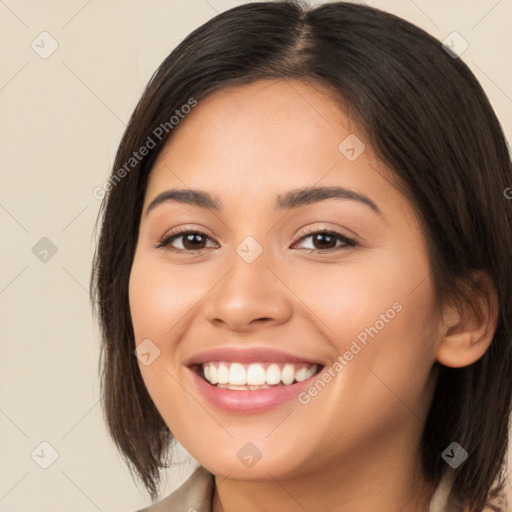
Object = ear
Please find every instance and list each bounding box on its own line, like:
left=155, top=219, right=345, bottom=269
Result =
left=435, top=271, right=499, bottom=368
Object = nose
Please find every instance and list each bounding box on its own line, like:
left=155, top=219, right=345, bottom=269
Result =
left=203, top=248, right=293, bottom=333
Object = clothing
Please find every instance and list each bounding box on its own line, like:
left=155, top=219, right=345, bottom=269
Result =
left=135, top=465, right=508, bottom=512
left=137, top=465, right=214, bottom=512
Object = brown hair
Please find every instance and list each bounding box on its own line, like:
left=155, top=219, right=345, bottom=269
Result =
left=90, top=2, right=512, bottom=509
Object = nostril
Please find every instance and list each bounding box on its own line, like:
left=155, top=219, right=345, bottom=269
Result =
left=254, top=317, right=271, bottom=323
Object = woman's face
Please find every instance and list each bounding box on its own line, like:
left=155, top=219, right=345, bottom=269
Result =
left=129, top=79, right=441, bottom=480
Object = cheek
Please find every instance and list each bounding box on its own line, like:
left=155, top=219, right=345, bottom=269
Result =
left=128, top=254, right=194, bottom=385
left=297, top=245, right=437, bottom=401
left=284, top=247, right=433, bottom=346
left=128, top=255, right=199, bottom=346
left=322, top=260, right=438, bottom=428
left=128, top=255, right=205, bottom=438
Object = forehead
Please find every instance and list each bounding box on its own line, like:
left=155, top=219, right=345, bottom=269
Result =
left=154, top=78, right=354, bottom=167
left=144, top=79, right=400, bottom=216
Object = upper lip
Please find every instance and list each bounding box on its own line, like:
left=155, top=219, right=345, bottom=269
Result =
left=185, top=346, right=324, bottom=366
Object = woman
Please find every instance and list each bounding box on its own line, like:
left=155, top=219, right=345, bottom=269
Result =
left=90, top=2, right=512, bottom=511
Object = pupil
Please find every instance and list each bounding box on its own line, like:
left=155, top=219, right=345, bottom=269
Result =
left=315, top=233, right=335, bottom=249
left=185, top=234, right=204, bottom=249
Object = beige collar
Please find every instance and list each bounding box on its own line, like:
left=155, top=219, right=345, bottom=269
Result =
left=138, top=465, right=505, bottom=512
left=428, top=470, right=464, bottom=512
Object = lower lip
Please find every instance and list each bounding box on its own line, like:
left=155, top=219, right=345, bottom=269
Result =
left=188, top=367, right=321, bottom=413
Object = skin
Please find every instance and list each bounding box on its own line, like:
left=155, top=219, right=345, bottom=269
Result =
left=128, top=79, right=497, bottom=512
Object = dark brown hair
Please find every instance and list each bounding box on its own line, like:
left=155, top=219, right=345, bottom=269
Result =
left=90, top=1, right=512, bottom=510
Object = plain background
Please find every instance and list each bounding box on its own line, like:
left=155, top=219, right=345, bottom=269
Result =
left=1, top=0, right=511, bottom=510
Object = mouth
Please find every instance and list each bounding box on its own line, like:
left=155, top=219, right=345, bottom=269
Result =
left=185, top=346, right=327, bottom=412
left=192, top=361, right=324, bottom=391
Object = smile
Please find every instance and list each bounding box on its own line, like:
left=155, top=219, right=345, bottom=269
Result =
left=201, top=361, right=319, bottom=390
left=185, top=346, right=326, bottom=412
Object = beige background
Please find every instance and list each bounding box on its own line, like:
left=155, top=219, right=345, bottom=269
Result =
left=1, top=0, right=511, bottom=510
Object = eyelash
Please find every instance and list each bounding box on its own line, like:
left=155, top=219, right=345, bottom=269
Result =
left=156, top=227, right=358, bottom=254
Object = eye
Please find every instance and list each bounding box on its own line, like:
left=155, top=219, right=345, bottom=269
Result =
left=156, top=228, right=217, bottom=252
left=156, top=227, right=358, bottom=253
left=291, top=229, right=357, bottom=253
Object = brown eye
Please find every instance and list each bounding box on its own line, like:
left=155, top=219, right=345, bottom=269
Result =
left=156, top=230, right=216, bottom=251
left=156, top=228, right=357, bottom=254
left=180, top=232, right=208, bottom=250
left=310, top=233, right=337, bottom=250
left=292, top=230, right=357, bottom=253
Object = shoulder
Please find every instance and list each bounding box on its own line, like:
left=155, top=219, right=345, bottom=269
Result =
left=135, top=465, right=215, bottom=512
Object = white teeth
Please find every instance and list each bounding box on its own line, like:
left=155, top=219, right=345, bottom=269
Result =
left=217, top=363, right=229, bottom=384
left=247, top=364, right=266, bottom=385
left=266, top=363, right=281, bottom=385
left=295, top=366, right=309, bottom=382
left=281, top=364, right=295, bottom=385
left=209, top=365, right=218, bottom=385
left=229, top=363, right=246, bottom=385
left=201, top=361, right=318, bottom=388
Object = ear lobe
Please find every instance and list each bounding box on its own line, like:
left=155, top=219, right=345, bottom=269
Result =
left=435, top=271, right=499, bottom=369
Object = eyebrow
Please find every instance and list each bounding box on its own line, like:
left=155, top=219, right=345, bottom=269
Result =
left=145, top=186, right=382, bottom=217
